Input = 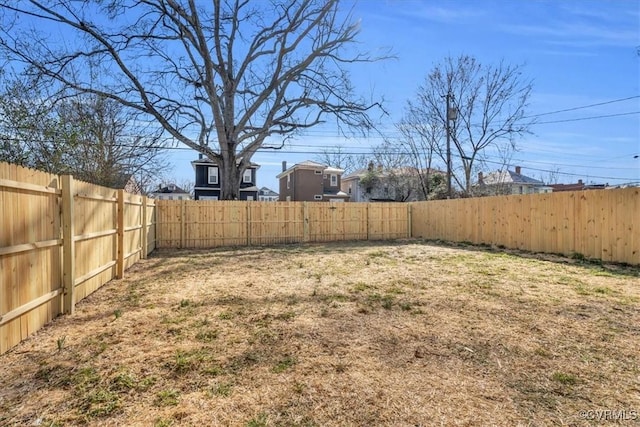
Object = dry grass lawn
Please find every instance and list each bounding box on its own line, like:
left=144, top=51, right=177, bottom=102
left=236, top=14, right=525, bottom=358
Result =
left=1, top=240, right=639, bottom=427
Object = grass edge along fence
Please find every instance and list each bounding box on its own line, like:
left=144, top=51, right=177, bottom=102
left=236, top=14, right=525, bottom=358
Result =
left=0, top=162, right=156, bottom=355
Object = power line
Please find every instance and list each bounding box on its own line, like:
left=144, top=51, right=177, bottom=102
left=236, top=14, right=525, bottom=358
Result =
left=523, top=95, right=640, bottom=119
left=535, top=111, right=640, bottom=125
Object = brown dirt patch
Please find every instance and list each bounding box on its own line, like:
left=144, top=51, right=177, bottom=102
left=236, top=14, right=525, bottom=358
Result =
left=1, top=240, right=639, bottom=426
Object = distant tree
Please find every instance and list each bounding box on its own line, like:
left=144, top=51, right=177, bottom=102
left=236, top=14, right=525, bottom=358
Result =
left=0, top=0, right=387, bottom=199
left=56, top=94, right=170, bottom=190
left=0, top=75, right=168, bottom=189
left=403, top=55, right=533, bottom=195
left=356, top=140, right=444, bottom=202
left=539, top=166, right=561, bottom=185
left=315, top=145, right=364, bottom=175
left=395, top=107, right=447, bottom=199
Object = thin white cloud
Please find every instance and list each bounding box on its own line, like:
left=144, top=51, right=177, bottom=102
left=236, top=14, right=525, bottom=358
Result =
left=367, top=1, right=486, bottom=25
left=501, top=21, right=637, bottom=48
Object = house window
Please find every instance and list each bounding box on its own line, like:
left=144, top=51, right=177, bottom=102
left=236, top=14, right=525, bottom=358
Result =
left=286, top=196, right=291, bottom=201
left=315, top=170, right=322, bottom=175
left=208, top=166, right=218, bottom=184
left=287, top=174, right=290, bottom=189
left=246, top=195, right=254, bottom=201
left=330, top=174, right=337, bottom=186
left=200, top=196, right=218, bottom=201
left=243, top=169, right=252, bottom=183
left=314, top=195, right=323, bottom=200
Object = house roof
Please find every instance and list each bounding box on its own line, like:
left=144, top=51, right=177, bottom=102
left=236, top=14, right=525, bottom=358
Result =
left=295, top=160, right=327, bottom=168
left=152, top=184, right=189, bottom=194
left=482, top=169, right=544, bottom=186
left=550, top=182, right=606, bottom=192
left=259, top=187, right=279, bottom=197
left=324, top=190, right=349, bottom=198
left=276, top=160, right=344, bottom=179
left=191, top=157, right=260, bottom=170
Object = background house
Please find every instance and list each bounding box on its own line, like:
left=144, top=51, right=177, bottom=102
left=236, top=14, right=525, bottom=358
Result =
left=477, top=166, right=553, bottom=195
left=192, top=156, right=260, bottom=200
left=277, top=160, right=349, bottom=202
left=342, top=164, right=446, bottom=202
left=258, top=187, right=279, bottom=202
left=549, top=179, right=606, bottom=192
left=150, top=183, right=191, bottom=200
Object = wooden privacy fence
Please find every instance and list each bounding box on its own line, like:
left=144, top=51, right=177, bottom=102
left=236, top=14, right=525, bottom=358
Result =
left=412, top=188, right=639, bottom=265
left=155, top=200, right=411, bottom=248
left=0, top=162, right=156, bottom=355
left=2, top=161, right=638, bottom=356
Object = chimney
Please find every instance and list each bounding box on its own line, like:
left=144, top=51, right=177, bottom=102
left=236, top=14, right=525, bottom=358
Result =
left=578, top=179, right=583, bottom=185
left=478, top=172, right=484, bottom=184
left=515, top=166, right=521, bottom=175
left=282, top=161, right=287, bottom=172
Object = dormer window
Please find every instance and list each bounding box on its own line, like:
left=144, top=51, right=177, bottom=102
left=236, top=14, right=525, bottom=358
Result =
left=243, top=169, right=252, bottom=183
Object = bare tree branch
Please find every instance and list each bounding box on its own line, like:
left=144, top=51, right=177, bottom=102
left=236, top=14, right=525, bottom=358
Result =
left=400, top=55, right=533, bottom=196
left=0, top=0, right=388, bottom=198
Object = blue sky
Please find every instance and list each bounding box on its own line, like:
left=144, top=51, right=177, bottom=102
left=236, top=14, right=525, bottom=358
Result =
left=165, top=0, right=639, bottom=191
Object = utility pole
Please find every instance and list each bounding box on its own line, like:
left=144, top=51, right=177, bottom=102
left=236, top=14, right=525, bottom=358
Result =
left=445, top=92, right=457, bottom=198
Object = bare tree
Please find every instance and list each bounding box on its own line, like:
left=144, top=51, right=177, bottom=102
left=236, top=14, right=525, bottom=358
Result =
left=353, top=140, right=437, bottom=202
left=405, top=55, right=533, bottom=195
left=0, top=0, right=386, bottom=199
left=56, top=94, right=169, bottom=189
left=395, top=105, right=447, bottom=199
left=314, top=145, right=364, bottom=175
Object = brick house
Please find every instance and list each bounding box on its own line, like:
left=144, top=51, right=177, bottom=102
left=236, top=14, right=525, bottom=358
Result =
left=276, top=160, right=349, bottom=202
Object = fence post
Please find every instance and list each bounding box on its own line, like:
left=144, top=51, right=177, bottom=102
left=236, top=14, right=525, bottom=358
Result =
left=141, top=196, right=147, bottom=259
left=303, top=202, right=309, bottom=243
left=407, top=203, right=412, bottom=238
left=246, top=202, right=252, bottom=246
left=180, top=199, right=186, bottom=249
left=116, top=189, right=125, bottom=278
left=61, top=175, right=75, bottom=315
left=366, top=203, right=370, bottom=241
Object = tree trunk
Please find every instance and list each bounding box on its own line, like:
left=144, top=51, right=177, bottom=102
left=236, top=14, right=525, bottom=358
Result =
left=220, top=158, right=241, bottom=200
left=464, top=164, right=472, bottom=196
